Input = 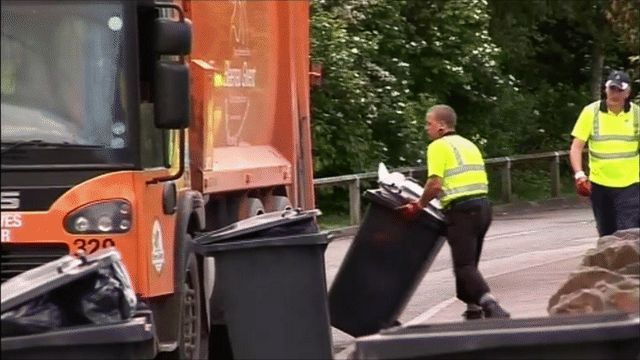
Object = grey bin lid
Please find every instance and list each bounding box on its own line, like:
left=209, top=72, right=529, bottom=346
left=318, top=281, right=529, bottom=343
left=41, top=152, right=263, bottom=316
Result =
left=1, top=249, right=124, bottom=312
left=193, top=208, right=322, bottom=245
left=356, top=312, right=640, bottom=359
left=365, top=189, right=445, bottom=222
left=194, top=232, right=328, bottom=255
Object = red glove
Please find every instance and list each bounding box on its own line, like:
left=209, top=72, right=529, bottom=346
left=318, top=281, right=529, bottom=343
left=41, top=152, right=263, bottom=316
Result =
left=396, top=201, right=422, bottom=220
left=575, top=177, right=591, bottom=197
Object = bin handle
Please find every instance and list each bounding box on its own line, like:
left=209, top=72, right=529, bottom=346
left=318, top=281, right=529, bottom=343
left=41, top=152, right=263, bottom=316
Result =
left=379, top=182, right=402, bottom=195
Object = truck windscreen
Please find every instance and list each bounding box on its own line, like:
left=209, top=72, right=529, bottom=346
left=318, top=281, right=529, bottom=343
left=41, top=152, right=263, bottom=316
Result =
left=1, top=1, right=132, bottom=151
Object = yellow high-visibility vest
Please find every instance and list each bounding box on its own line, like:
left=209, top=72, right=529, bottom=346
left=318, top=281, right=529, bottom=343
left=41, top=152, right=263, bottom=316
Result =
left=588, top=101, right=639, bottom=187
left=431, top=135, right=488, bottom=207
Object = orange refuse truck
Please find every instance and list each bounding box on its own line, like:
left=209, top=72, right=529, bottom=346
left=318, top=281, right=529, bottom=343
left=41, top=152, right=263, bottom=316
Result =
left=1, top=0, right=315, bottom=358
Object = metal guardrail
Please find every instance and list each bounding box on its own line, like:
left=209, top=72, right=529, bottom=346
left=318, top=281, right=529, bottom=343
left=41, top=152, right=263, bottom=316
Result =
left=314, top=150, right=577, bottom=229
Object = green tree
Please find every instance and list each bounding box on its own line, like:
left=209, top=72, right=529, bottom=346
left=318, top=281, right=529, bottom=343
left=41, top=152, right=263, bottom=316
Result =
left=404, top=0, right=531, bottom=156
left=311, top=5, right=380, bottom=176
left=487, top=0, right=638, bottom=151
left=310, top=0, right=637, bottom=178
left=311, top=0, right=424, bottom=176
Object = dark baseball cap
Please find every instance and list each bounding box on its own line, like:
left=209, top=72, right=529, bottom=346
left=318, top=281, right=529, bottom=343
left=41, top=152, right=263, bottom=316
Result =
left=606, top=70, right=631, bottom=90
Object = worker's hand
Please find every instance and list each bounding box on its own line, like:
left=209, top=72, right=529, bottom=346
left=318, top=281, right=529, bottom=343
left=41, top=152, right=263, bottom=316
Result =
left=574, top=174, right=591, bottom=197
left=395, top=201, right=422, bottom=220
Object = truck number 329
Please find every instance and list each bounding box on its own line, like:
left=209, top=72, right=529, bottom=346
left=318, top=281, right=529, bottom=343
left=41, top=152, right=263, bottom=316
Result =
left=74, top=238, right=115, bottom=254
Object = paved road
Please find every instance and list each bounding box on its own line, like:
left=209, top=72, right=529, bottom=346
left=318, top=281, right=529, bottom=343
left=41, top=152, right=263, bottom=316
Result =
left=324, top=200, right=599, bottom=355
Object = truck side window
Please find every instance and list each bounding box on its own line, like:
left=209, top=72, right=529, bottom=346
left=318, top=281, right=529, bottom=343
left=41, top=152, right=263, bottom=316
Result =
left=138, top=6, right=170, bottom=169
left=140, top=103, right=169, bottom=168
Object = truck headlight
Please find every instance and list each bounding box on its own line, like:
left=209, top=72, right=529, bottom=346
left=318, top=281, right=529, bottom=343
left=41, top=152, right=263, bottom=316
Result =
left=74, top=217, right=90, bottom=232
left=64, top=200, right=132, bottom=234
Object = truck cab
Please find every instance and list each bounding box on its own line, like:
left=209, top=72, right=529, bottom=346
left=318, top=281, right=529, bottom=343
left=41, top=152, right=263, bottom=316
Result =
left=1, top=1, right=315, bottom=358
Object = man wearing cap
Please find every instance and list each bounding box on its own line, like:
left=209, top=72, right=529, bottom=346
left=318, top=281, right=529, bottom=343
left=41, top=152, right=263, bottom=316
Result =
left=569, top=70, right=640, bottom=236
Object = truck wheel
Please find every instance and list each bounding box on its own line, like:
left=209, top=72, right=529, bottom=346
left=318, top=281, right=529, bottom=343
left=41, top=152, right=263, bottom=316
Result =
left=158, top=244, right=203, bottom=360
left=239, top=197, right=264, bottom=220
left=265, top=195, right=292, bottom=212
left=178, top=251, right=203, bottom=360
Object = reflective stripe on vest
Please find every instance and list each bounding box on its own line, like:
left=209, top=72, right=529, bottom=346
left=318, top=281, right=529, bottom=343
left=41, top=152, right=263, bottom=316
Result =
left=589, top=150, right=639, bottom=159
left=444, top=164, right=486, bottom=177
left=440, top=137, right=488, bottom=203
left=637, top=103, right=640, bottom=137
left=445, top=183, right=489, bottom=196
left=591, top=134, right=637, bottom=141
left=442, top=141, right=486, bottom=177
left=591, top=101, right=640, bottom=159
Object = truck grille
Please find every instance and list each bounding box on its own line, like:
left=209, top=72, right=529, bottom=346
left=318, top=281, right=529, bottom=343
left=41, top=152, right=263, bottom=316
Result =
left=1, top=244, right=70, bottom=283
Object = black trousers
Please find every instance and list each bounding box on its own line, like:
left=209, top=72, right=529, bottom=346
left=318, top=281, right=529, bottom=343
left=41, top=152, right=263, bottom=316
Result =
left=590, top=182, right=640, bottom=237
left=444, top=198, right=492, bottom=304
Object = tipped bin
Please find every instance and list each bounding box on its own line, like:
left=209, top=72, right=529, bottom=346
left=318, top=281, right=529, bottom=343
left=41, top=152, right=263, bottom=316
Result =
left=329, top=189, right=446, bottom=337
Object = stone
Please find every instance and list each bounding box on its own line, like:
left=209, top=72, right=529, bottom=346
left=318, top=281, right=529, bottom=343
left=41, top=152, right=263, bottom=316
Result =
left=617, top=263, right=640, bottom=277
left=581, top=241, right=640, bottom=271
left=547, top=268, right=625, bottom=311
left=548, top=228, right=640, bottom=315
left=549, top=289, right=604, bottom=315
left=609, top=289, right=640, bottom=313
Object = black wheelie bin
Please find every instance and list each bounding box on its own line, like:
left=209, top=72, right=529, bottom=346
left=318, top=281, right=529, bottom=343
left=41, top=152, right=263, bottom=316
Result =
left=193, top=209, right=333, bottom=360
left=1, top=249, right=156, bottom=360
left=329, top=185, right=447, bottom=337
left=353, top=312, right=640, bottom=359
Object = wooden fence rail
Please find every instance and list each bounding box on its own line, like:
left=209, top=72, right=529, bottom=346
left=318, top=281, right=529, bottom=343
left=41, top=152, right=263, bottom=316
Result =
left=314, top=150, right=577, bottom=227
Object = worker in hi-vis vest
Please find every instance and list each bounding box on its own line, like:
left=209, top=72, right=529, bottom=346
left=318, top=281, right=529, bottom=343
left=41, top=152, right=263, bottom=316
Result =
left=398, top=104, right=510, bottom=320
left=570, top=70, right=640, bottom=237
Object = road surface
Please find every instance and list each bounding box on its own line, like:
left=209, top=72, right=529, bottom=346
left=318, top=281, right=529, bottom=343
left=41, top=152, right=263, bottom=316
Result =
left=324, top=200, right=599, bottom=355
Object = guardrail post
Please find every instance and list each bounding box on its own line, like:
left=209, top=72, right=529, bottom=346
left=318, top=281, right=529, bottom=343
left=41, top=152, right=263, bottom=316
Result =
left=501, top=158, right=512, bottom=203
left=550, top=152, right=560, bottom=198
left=349, top=177, right=361, bottom=225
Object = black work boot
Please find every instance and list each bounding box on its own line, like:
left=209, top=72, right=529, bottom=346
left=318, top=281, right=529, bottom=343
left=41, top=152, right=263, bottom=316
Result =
left=462, top=304, right=483, bottom=320
left=482, top=300, right=511, bottom=319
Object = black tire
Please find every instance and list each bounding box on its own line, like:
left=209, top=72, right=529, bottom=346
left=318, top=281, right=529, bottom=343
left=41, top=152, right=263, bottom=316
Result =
left=178, top=251, right=202, bottom=360
left=158, top=238, right=204, bottom=360
left=265, top=195, right=292, bottom=212
left=239, top=197, right=265, bottom=220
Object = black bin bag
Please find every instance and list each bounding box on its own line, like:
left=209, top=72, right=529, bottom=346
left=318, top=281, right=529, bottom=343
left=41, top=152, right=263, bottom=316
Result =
left=1, top=249, right=156, bottom=360
left=1, top=295, right=63, bottom=337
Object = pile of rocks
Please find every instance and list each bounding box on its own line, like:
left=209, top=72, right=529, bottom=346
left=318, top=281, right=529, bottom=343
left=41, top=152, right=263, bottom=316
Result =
left=548, top=228, right=640, bottom=315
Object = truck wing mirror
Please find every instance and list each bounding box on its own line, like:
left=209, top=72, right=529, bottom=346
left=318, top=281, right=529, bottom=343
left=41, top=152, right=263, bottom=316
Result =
left=154, top=61, right=190, bottom=129
left=154, top=18, right=191, bottom=55
left=152, top=3, right=191, bottom=129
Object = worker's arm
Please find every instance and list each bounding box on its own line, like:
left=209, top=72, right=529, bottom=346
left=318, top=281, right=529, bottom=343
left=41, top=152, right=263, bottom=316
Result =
left=569, top=138, right=586, bottom=178
left=417, top=175, right=442, bottom=207
left=397, top=141, right=444, bottom=217
left=569, top=104, right=592, bottom=178
left=570, top=137, right=591, bottom=196
left=396, top=176, right=442, bottom=218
